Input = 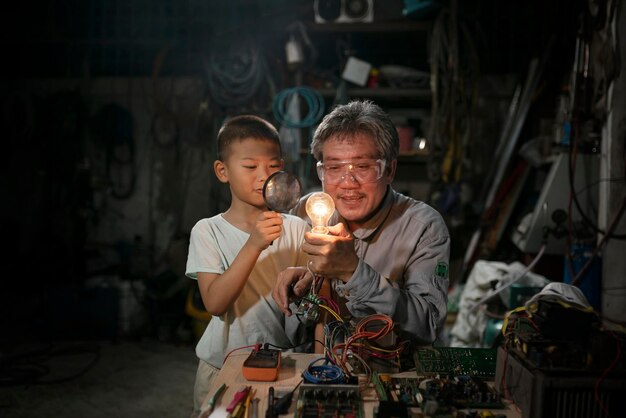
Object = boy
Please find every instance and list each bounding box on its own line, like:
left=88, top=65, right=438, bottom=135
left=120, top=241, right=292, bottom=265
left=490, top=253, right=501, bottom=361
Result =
left=186, top=115, right=310, bottom=417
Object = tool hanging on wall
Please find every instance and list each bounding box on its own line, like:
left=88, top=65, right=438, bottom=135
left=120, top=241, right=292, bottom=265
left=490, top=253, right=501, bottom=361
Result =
left=461, top=40, right=553, bottom=277
left=427, top=0, right=480, bottom=219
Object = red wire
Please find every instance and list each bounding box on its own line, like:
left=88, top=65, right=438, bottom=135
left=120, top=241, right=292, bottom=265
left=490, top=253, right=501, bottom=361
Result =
left=340, top=315, right=400, bottom=369
left=593, top=332, right=622, bottom=418
left=499, top=338, right=513, bottom=401
left=222, top=343, right=260, bottom=366
left=319, top=296, right=340, bottom=315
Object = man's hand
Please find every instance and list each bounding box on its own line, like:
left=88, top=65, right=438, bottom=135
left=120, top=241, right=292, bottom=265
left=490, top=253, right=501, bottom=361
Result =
left=302, top=223, right=359, bottom=283
left=248, top=211, right=283, bottom=251
left=272, top=267, right=313, bottom=316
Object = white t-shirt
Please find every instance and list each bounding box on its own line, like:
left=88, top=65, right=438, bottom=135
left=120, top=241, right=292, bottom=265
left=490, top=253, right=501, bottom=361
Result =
left=186, top=213, right=310, bottom=368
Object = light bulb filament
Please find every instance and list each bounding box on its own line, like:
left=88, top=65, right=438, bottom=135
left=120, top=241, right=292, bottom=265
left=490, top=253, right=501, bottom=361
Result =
left=305, top=192, right=335, bottom=235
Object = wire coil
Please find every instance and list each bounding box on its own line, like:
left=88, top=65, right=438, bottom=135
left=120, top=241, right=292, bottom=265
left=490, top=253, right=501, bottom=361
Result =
left=272, top=86, right=325, bottom=129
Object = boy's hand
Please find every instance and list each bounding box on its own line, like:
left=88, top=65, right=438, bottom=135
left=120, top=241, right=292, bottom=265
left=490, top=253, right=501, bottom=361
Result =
left=249, top=211, right=283, bottom=250
left=273, top=267, right=313, bottom=315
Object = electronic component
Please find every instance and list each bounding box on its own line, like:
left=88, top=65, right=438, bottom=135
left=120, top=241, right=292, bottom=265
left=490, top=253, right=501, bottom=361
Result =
left=511, top=152, right=599, bottom=254
left=294, top=383, right=362, bottom=418
left=508, top=331, right=590, bottom=370
left=373, top=372, right=502, bottom=417
left=302, top=358, right=348, bottom=384
left=242, top=348, right=280, bottom=382
left=414, top=347, right=497, bottom=378
left=372, top=374, right=421, bottom=405
left=501, top=299, right=620, bottom=371
left=418, top=375, right=502, bottom=411
left=295, top=293, right=321, bottom=326
left=495, top=346, right=626, bottom=418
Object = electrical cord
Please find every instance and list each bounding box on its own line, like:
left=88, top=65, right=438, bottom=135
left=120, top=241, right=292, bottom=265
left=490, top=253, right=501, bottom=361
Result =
left=222, top=344, right=260, bottom=367
left=572, top=191, right=626, bottom=286
left=289, top=282, right=408, bottom=379
left=567, top=139, right=626, bottom=240
left=469, top=243, right=547, bottom=312
left=0, top=343, right=100, bottom=386
left=272, top=86, right=324, bottom=129
left=264, top=340, right=314, bottom=352
left=427, top=5, right=480, bottom=186
left=272, top=86, right=324, bottom=189
left=204, top=39, right=269, bottom=108
left=302, top=357, right=345, bottom=384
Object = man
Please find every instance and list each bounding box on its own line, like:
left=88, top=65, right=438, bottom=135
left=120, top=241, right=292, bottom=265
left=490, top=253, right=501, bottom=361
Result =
left=273, top=100, right=450, bottom=344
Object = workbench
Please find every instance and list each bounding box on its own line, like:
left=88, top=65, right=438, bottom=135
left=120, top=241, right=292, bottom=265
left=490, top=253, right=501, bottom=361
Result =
left=199, top=352, right=521, bottom=418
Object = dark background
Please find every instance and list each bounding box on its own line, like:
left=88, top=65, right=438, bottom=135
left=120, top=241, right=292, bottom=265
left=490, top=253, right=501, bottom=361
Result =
left=2, top=0, right=618, bottom=346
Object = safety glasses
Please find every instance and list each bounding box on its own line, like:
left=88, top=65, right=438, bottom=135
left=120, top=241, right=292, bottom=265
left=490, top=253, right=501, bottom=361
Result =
left=316, top=159, right=386, bottom=185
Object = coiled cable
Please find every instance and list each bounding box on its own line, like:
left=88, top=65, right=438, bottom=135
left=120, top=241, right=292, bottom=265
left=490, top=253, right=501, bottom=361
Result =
left=272, top=86, right=324, bottom=129
left=204, top=39, right=268, bottom=108
left=272, top=86, right=325, bottom=188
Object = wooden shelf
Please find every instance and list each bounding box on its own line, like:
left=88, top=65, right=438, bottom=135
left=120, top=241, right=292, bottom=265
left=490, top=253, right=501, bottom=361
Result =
left=318, top=87, right=431, bottom=100
left=306, top=21, right=431, bottom=33
left=398, top=151, right=429, bottom=163
left=299, top=149, right=429, bottom=163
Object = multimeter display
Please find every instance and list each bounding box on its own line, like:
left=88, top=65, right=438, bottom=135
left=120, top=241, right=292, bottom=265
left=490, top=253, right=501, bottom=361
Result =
left=243, top=349, right=280, bottom=368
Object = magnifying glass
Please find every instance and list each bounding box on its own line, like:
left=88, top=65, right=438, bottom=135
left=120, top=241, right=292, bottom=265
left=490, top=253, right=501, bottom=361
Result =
left=262, top=171, right=303, bottom=213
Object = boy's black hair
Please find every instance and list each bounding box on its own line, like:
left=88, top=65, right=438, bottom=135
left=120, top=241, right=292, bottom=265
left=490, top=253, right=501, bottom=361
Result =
left=217, top=115, right=281, bottom=161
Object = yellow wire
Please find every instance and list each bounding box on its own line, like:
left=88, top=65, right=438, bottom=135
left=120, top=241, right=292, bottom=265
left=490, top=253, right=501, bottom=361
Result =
left=319, top=304, right=342, bottom=322
left=501, top=305, right=527, bottom=336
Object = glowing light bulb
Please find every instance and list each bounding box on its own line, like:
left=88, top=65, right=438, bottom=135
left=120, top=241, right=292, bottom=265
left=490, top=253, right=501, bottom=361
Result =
left=305, top=192, right=335, bottom=234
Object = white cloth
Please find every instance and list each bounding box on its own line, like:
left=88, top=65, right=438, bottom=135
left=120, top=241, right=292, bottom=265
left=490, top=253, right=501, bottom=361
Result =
left=186, top=213, right=310, bottom=368
left=191, top=360, right=219, bottom=418
left=525, top=282, right=591, bottom=311
left=449, top=259, right=549, bottom=347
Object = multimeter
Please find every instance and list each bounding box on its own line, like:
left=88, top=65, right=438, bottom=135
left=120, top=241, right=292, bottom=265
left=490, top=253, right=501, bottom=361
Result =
left=242, top=348, right=281, bottom=382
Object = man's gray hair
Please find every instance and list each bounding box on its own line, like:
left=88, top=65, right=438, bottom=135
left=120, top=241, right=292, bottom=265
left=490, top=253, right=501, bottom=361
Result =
left=311, top=100, right=399, bottom=162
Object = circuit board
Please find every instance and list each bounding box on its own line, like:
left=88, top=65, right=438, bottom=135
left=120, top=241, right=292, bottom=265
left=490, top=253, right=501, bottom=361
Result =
left=294, top=383, right=362, bottom=418
left=372, top=373, right=503, bottom=416
left=372, top=374, right=421, bottom=405
left=413, top=347, right=497, bottom=378
left=419, top=375, right=503, bottom=411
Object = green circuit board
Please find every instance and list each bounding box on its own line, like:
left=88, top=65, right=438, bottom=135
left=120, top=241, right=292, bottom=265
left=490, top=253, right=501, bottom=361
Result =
left=413, top=347, right=497, bottom=378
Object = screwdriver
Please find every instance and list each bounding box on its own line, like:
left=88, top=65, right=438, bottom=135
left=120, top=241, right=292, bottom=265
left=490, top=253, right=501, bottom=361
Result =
left=200, top=383, right=227, bottom=418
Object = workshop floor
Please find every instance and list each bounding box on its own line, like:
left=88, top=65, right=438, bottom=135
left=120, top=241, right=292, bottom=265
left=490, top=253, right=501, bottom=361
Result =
left=0, top=338, right=198, bottom=418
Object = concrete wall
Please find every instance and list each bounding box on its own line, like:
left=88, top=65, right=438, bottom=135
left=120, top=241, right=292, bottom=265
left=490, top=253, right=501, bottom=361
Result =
left=15, top=77, right=226, bottom=278
left=601, top=3, right=626, bottom=324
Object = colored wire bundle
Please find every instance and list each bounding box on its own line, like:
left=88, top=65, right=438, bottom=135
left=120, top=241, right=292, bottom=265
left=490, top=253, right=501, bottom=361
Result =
left=313, top=296, right=407, bottom=378
left=302, top=357, right=346, bottom=384
left=332, top=315, right=406, bottom=377
left=292, top=276, right=408, bottom=379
